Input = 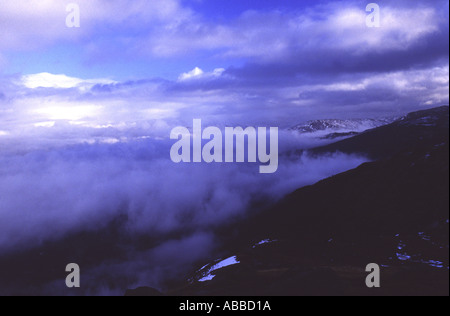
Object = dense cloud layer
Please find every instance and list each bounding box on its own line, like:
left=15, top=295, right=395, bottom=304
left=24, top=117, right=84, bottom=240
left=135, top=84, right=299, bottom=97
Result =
left=0, top=129, right=368, bottom=294
left=0, top=131, right=368, bottom=252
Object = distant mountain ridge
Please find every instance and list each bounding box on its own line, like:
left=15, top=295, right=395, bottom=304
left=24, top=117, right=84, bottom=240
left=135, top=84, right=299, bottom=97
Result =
left=311, top=106, right=449, bottom=160
left=291, top=118, right=397, bottom=134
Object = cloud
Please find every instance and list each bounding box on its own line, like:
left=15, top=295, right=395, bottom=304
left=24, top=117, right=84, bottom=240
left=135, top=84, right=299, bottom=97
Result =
left=0, top=53, right=7, bottom=72
left=135, top=1, right=446, bottom=62
left=0, top=103, right=368, bottom=247
left=178, top=67, right=225, bottom=81
left=0, top=129, right=367, bottom=252
left=292, top=66, right=450, bottom=109
left=0, top=63, right=447, bottom=144
left=0, top=124, right=369, bottom=294
left=4, top=0, right=444, bottom=67
left=178, top=67, right=204, bottom=81
left=21, top=73, right=116, bottom=90
left=0, top=0, right=192, bottom=56
left=0, top=0, right=80, bottom=50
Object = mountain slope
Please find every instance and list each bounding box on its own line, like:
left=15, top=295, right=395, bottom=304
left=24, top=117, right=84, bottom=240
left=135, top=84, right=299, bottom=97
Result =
left=310, top=106, right=449, bottom=160
left=170, top=106, right=449, bottom=296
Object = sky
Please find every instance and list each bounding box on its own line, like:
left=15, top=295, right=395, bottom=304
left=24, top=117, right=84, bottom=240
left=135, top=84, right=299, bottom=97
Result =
left=0, top=0, right=449, bottom=294
left=0, top=0, right=448, bottom=133
left=1, top=0, right=330, bottom=79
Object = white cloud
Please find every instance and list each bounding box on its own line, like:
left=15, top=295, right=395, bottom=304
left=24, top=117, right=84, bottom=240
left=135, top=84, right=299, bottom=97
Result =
left=21, top=72, right=116, bottom=90
left=32, top=103, right=102, bottom=121
left=33, top=121, right=56, bottom=128
left=178, top=67, right=225, bottom=81
left=178, top=67, right=204, bottom=81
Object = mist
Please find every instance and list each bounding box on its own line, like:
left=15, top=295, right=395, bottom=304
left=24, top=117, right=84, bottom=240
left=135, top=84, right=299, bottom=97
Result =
left=0, top=126, right=368, bottom=294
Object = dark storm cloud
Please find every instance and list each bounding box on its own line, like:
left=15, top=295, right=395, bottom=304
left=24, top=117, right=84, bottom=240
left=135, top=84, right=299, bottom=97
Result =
left=226, top=34, right=449, bottom=84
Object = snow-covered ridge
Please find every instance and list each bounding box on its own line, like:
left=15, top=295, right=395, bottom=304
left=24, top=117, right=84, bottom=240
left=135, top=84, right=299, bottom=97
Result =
left=290, top=118, right=397, bottom=134
left=197, top=256, right=241, bottom=282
